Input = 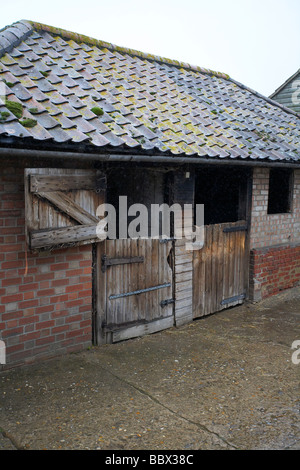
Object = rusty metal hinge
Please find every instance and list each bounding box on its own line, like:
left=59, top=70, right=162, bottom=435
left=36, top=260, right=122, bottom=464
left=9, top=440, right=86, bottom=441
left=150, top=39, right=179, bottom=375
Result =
left=159, top=238, right=175, bottom=244
left=101, top=254, right=144, bottom=272
left=160, top=298, right=175, bottom=308
left=223, top=225, right=248, bottom=233
left=220, top=293, right=245, bottom=305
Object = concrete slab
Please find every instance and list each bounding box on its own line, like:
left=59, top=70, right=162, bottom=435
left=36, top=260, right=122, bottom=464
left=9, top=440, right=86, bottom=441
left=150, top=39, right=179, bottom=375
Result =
left=1, top=288, right=300, bottom=450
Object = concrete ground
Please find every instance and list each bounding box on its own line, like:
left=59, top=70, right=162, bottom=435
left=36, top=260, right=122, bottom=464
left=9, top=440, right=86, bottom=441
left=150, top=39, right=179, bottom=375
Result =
left=0, top=288, right=299, bottom=451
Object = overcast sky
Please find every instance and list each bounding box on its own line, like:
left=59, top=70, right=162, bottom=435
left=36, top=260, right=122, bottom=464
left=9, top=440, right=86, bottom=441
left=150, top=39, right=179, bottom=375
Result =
left=1, top=0, right=299, bottom=97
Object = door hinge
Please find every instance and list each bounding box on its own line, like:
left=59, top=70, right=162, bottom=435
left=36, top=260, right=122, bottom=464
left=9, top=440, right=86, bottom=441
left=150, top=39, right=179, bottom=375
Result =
left=101, top=254, right=144, bottom=272
left=220, top=293, right=246, bottom=305
left=223, top=225, right=248, bottom=233
left=160, top=298, right=175, bottom=308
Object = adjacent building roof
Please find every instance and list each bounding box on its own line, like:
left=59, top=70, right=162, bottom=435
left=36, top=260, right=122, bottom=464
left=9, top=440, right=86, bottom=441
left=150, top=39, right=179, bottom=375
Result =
left=270, top=69, right=300, bottom=115
left=0, top=20, right=299, bottom=162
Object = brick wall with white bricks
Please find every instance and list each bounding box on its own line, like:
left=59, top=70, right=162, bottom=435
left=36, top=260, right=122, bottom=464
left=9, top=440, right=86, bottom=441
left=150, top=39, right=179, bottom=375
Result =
left=250, top=167, right=300, bottom=249
left=249, top=167, right=300, bottom=300
left=0, top=166, right=93, bottom=369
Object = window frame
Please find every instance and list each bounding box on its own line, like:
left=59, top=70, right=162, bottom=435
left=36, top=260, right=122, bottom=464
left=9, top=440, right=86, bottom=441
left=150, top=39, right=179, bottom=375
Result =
left=267, top=168, right=294, bottom=215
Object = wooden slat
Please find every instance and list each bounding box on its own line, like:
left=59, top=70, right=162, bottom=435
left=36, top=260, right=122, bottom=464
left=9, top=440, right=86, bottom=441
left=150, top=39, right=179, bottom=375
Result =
left=38, top=191, right=99, bottom=225
left=175, top=279, right=191, bottom=293
left=151, top=239, right=159, bottom=320
left=216, top=225, right=222, bottom=312
left=204, top=225, right=211, bottom=316
left=174, top=238, right=193, bottom=325
left=176, top=270, right=193, bottom=283
left=210, top=224, right=216, bottom=314
left=129, top=238, right=138, bottom=324
left=222, top=224, right=230, bottom=308
left=176, top=288, right=193, bottom=301
left=112, top=316, right=174, bottom=343
left=95, top=240, right=107, bottom=345
left=30, top=224, right=99, bottom=249
left=30, top=174, right=97, bottom=193
left=175, top=305, right=193, bottom=327
left=158, top=240, right=169, bottom=317
left=138, top=238, right=146, bottom=323
left=175, top=262, right=192, bottom=274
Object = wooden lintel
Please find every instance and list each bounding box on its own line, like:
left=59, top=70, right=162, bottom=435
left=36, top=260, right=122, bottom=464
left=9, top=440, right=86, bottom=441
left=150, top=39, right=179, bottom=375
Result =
left=30, top=224, right=100, bottom=249
left=30, top=174, right=97, bottom=193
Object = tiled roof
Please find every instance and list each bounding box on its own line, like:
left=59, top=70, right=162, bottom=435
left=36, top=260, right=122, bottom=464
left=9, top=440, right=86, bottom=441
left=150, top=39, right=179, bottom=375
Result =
left=0, top=20, right=299, bottom=162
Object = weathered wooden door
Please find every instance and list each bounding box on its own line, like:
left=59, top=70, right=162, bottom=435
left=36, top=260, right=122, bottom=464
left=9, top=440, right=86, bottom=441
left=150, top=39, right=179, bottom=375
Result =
left=95, top=238, right=174, bottom=344
left=193, top=221, right=248, bottom=318
left=24, top=168, right=106, bottom=250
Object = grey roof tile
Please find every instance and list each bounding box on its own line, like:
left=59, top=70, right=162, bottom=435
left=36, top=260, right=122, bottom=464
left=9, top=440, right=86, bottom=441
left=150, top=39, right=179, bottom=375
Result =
left=61, top=126, right=89, bottom=142
left=69, top=115, right=96, bottom=133
left=54, top=101, right=81, bottom=118
left=46, top=125, right=72, bottom=142
left=35, top=112, right=60, bottom=129
left=46, top=91, right=68, bottom=105
left=0, top=119, right=32, bottom=137
left=84, top=130, right=110, bottom=147
left=12, top=83, right=32, bottom=100
left=35, top=77, right=56, bottom=92
left=30, top=87, right=52, bottom=103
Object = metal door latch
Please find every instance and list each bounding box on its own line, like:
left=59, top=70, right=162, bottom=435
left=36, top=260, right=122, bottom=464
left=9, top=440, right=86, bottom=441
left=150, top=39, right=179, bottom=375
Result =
left=160, top=298, right=175, bottom=308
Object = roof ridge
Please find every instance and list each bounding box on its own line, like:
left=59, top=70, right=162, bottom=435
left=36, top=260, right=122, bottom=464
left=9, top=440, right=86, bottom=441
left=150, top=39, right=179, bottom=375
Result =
left=28, top=20, right=300, bottom=120
left=27, top=19, right=231, bottom=80
left=0, top=20, right=33, bottom=56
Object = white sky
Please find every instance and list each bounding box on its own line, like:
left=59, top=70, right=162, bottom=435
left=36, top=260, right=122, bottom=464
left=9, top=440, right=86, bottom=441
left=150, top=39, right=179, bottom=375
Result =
left=1, top=0, right=299, bottom=97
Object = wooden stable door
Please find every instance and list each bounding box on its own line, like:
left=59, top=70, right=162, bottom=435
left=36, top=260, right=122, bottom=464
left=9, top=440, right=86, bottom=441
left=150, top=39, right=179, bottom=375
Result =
left=95, top=238, right=174, bottom=344
left=193, top=221, right=248, bottom=318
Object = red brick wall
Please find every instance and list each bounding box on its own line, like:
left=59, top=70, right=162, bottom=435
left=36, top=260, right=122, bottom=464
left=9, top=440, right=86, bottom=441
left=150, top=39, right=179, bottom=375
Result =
left=0, top=166, right=93, bottom=369
left=249, top=244, right=300, bottom=301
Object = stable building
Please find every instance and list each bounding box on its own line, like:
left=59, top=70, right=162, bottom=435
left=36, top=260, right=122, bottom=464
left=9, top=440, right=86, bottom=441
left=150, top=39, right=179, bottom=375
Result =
left=0, top=20, right=299, bottom=368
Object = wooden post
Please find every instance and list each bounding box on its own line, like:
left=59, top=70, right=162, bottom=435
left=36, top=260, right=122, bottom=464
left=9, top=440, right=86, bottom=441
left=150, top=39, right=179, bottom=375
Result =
left=94, top=240, right=107, bottom=345
left=173, top=169, right=194, bottom=327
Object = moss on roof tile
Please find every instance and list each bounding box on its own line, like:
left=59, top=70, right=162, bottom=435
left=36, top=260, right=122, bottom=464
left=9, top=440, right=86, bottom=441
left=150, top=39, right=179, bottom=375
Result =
left=5, top=99, right=23, bottom=119
left=28, top=20, right=230, bottom=80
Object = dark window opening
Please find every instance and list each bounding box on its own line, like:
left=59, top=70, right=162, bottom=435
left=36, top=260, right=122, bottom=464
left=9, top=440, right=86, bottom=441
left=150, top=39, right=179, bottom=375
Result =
left=106, top=167, right=168, bottom=238
left=194, top=167, right=249, bottom=225
left=267, top=168, right=293, bottom=214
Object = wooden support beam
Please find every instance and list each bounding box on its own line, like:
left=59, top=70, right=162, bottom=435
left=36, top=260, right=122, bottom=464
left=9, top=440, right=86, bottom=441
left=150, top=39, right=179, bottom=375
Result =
left=30, top=224, right=99, bottom=249
left=38, top=191, right=99, bottom=225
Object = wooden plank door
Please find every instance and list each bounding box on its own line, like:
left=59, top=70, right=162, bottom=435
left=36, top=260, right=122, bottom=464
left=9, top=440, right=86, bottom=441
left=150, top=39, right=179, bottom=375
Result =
left=193, top=221, right=248, bottom=318
left=95, top=238, right=174, bottom=344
